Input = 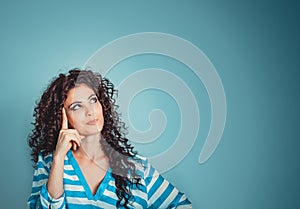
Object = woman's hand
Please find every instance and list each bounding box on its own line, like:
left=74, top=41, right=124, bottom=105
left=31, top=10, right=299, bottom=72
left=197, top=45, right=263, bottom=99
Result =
left=54, top=108, right=82, bottom=159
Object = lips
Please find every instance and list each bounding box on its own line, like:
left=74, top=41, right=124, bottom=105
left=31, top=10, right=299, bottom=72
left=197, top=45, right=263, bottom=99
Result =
left=86, top=119, right=98, bottom=125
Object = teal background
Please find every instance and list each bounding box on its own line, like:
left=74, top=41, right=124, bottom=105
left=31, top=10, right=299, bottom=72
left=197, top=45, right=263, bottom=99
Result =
left=0, top=0, right=299, bottom=208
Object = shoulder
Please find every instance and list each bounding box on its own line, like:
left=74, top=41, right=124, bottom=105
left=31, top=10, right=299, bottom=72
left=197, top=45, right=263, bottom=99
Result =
left=35, top=151, right=53, bottom=169
left=129, top=154, right=157, bottom=179
left=129, top=154, right=148, bottom=169
left=131, top=154, right=147, bottom=164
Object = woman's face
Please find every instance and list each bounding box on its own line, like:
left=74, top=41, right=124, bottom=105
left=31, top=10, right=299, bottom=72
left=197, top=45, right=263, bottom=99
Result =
left=64, top=83, right=104, bottom=136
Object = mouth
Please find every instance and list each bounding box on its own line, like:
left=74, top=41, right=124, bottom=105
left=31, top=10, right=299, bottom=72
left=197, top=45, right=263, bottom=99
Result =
left=86, top=119, right=98, bottom=125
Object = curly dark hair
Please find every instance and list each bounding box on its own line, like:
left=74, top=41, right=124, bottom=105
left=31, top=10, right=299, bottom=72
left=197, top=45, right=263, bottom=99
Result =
left=28, top=68, right=141, bottom=208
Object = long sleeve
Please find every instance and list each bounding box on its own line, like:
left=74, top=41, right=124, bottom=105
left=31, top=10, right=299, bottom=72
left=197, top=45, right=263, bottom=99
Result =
left=143, top=159, right=193, bottom=209
left=27, top=152, right=66, bottom=209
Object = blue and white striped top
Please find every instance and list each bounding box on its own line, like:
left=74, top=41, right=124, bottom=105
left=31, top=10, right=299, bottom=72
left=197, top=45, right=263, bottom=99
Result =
left=28, top=150, right=192, bottom=208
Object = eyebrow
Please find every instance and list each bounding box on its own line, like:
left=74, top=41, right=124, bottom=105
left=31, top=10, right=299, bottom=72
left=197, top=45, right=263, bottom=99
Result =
left=67, top=93, right=97, bottom=109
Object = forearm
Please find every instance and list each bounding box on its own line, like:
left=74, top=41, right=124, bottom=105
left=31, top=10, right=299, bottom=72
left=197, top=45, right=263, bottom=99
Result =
left=47, top=155, right=65, bottom=199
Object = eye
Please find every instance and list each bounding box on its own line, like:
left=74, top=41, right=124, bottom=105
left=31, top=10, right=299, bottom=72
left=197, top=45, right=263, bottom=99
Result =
left=90, top=97, right=98, bottom=104
left=70, top=104, right=81, bottom=111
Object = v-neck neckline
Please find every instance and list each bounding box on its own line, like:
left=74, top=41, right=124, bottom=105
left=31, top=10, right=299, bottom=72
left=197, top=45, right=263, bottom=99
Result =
left=67, top=150, right=111, bottom=200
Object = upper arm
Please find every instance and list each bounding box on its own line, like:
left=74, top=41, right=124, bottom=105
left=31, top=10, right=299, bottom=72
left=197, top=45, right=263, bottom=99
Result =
left=27, top=153, right=52, bottom=208
left=143, top=159, right=192, bottom=208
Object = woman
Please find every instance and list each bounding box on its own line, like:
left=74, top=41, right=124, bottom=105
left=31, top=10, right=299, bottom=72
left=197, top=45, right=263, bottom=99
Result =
left=28, top=69, right=192, bottom=208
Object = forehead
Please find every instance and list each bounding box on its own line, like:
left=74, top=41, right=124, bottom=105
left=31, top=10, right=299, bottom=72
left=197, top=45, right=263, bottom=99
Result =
left=65, top=84, right=95, bottom=103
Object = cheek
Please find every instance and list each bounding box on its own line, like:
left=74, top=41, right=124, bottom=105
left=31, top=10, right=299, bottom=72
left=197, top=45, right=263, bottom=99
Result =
left=98, top=105, right=104, bottom=119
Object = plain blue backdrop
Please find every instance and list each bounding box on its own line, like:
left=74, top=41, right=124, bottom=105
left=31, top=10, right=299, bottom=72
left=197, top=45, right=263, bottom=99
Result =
left=0, top=0, right=299, bottom=208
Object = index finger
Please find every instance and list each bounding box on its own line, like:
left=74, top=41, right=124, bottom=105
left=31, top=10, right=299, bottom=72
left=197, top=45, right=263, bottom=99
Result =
left=61, top=107, right=69, bottom=130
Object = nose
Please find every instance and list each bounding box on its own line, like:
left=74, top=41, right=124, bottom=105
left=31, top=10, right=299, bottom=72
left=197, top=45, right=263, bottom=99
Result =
left=85, top=105, right=94, bottom=117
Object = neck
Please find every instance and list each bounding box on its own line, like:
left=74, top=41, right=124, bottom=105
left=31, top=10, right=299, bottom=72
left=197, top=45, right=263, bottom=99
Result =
left=74, top=133, right=109, bottom=171
left=80, top=133, right=105, bottom=160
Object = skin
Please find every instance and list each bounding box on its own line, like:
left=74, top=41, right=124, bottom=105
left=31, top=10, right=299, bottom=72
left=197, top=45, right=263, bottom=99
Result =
left=47, top=84, right=109, bottom=198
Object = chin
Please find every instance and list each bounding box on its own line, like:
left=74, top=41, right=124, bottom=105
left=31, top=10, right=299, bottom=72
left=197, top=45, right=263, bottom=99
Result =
left=79, top=125, right=103, bottom=136
left=84, top=129, right=102, bottom=136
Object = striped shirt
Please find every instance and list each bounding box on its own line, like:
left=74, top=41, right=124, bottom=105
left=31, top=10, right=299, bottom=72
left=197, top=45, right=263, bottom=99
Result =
left=27, top=150, right=192, bottom=208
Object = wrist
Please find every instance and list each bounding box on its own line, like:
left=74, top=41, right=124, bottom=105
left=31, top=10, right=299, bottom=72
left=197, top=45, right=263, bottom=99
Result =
left=53, top=153, right=65, bottom=165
